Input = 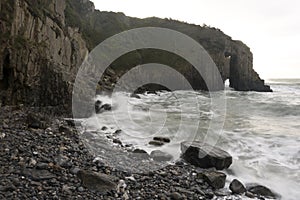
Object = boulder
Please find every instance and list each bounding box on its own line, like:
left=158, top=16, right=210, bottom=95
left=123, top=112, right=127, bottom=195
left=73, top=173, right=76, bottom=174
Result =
left=95, top=101, right=112, bottom=114
left=114, top=129, right=122, bottom=134
left=58, top=125, right=72, bottom=134
left=150, top=150, right=173, bottom=162
left=101, top=104, right=112, bottom=111
left=26, top=113, right=46, bottom=129
left=113, top=138, right=122, bottom=145
left=132, top=149, right=150, bottom=159
left=203, top=171, right=226, bottom=189
left=149, top=140, right=164, bottom=146
left=77, top=170, right=117, bottom=192
left=169, top=192, right=183, bottom=200
left=65, top=119, right=76, bottom=127
left=95, top=100, right=102, bottom=114
left=181, top=141, right=232, bottom=170
left=229, top=179, right=246, bottom=194
left=22, top=168, right=56, bottom=181
left=246, top=184, right=279, bottom=199
left=132, top=149, right=148, bottom=154
left=130, top=93, right=141, bottom=99
left=153, top=136, right=171, bottom=143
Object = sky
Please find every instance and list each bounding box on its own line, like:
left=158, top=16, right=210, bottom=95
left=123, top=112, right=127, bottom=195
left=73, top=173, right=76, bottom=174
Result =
left=91, top=0, right=300, bottom=79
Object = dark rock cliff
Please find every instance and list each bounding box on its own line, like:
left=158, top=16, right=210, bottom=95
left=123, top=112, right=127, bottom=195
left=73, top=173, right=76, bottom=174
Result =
left=0, top=0, right=271, bottom=108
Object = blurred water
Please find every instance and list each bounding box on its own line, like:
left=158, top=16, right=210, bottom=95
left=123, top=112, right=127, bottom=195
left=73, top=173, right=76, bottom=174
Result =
left=86, top=79, right=300, bottom=200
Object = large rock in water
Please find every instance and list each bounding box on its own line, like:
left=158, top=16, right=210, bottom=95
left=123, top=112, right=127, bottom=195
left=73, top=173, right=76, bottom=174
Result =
left=181, top=141, right=232, bottom=170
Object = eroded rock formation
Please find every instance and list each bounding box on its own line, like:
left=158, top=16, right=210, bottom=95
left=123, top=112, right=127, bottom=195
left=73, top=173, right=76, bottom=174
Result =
left=0, top=0, right=271, bottom=110
left=0, top=0, right=88, bottom=107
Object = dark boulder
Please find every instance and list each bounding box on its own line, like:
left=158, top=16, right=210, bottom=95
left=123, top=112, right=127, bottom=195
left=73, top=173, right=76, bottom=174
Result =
left=132, top=149, right=148, bottom=154
left=181, top=141, right=232, bottom=170
left=130, top=93, right=141, bottom=99
left=246, top=184, right=279, bottom=199
left=26, top=113, right=47, bottom=129
left=132, top=149, right=150, bottom=159
left=169, top=192, right=183, bottom=200
left=114, top=129, right=122, bottom=134
left=150, top=150, right=173, bottom=162
left=101, top=104, right=112, bottom=111
left=153, top=136, right=171, bottom=143
left=65, top=119, right=76, bottom=127
left=229, top=179, right=246, bottom=194
left=203, top=171, right=226, bottom=189
left=95, top=100, right=112, bottom=114
left=149, top=140, right=165, bottom=146
left=95, top=100, right=102, bottom=114
left=22, top=168, right=56, bottom=181
left=113, top=138, right=122, bottom=145
left=77, top=170, right=117, bottom=193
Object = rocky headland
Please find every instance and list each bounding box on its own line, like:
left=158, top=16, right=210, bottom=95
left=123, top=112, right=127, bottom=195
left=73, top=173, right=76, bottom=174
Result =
left=0, top=0, right=277, bottom=199
left=0, top=0, right=271, bottom=112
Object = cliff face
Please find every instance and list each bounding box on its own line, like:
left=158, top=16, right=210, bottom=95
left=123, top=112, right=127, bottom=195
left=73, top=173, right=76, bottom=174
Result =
left=0, top=0, right=88, bottom=107
left=0, top=0, right=271, bottom=108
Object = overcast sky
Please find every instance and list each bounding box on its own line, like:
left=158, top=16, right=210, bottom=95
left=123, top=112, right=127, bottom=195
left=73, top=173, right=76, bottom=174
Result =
left=92, top=0, right=300, bottom=79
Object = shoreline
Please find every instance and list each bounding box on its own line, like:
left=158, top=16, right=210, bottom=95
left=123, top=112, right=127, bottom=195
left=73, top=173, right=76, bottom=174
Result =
left=0, top=106, right=279, bottom=199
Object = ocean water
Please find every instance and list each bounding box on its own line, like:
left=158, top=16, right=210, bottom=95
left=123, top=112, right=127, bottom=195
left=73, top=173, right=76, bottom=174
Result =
left=82, top=79, right=300, bottom=200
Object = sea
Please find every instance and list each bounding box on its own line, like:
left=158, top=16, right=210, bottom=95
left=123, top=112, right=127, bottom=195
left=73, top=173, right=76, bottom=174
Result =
left=81, top=79, right=300, bottom=200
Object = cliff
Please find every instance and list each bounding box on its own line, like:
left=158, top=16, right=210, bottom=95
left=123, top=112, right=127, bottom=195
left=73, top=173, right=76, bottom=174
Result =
left=0, top=0, right=88, bottom=108
left=0, top=0, right=271, bottom=109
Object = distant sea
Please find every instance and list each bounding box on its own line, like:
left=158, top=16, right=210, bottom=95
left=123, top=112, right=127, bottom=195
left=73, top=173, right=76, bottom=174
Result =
left=83, top=79, right=300, bottom=200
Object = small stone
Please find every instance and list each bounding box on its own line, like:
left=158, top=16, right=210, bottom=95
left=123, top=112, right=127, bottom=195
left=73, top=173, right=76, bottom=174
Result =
left=203, top=171, right=226, bottom=189
left=62, top=185, right=72, bottom=194
left=229, top=179, right=246, bottom=194
left=130, top=93, right=141, bottom=99
left=117, top=180, right=127, bottom=193
left=169, top=192, right=183, bottom=200
left=29, top=158, right=37, bottom=166
left=0, top=133, right=5, bottom=139
left=150, top=150, right=173, bottom=162
left=101, top=126, right=108, bottom=131
left=125, top=176, right=136, bottom=182
left=70, top=167, right=81, bottom=174
left=214, top=188, right=231, bottom=196
left=114, top=129, right=122, bottom=134
left=245, top=191, right=255, bottom=198
left=36, top=163, right=49, bottom=170
left=2, top=123, right=9, bottom=129
left=78, top=187, right=84, bottom=192
left=113, top=138, right=122, bottom=145
left=204, top=191, right=214, bottom=199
